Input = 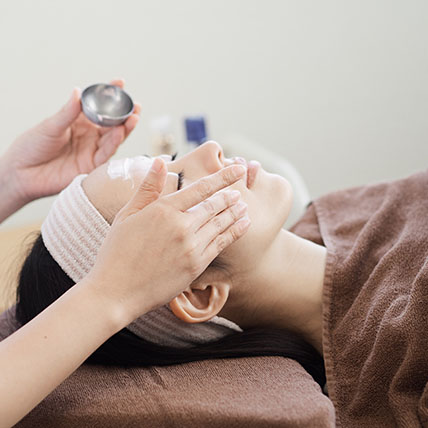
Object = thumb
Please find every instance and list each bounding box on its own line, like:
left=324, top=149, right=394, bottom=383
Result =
left=44, top=87, right=82, bottom=135
left=117, top=158, right=167, bottom=219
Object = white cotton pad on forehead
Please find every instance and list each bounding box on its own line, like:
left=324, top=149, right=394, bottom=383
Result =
left=41, top=174, right=242, bottom=348
left=106, top=156, right=154, bottom=189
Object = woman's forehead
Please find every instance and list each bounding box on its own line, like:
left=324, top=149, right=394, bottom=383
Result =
left=106, top=156, right=154, bottom=181
left=83, top=157, right=151, bottom=224
left=83, top=154, right=178, bottom=223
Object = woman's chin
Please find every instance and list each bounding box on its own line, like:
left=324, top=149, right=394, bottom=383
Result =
left=267, top=173, right=294, bottom=225
left=250, top=171, right=293, bottom=235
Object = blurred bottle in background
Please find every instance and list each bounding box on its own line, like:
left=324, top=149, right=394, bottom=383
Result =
left=183, top=116, right=208, bottom=154
left=149, top=115, right=176, bottom=156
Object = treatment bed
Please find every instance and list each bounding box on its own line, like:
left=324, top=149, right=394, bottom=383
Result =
left=0, top=138, right=336, bottom=427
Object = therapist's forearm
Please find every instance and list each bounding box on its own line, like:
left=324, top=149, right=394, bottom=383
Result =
left=0, top=277, right=127, bottom=428
left=0, top=156, right=28, bottom=223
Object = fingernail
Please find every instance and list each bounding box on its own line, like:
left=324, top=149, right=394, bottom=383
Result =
left=152, top=157, right=164, bottom=173
left=236, top=215, right=251, bottom=229
left=71, top=87, right=80, bottom=101
left=231, top=165, right=246, bottom=178
left=230, top=190, right=241, bottom=201
left=67, top=90, right=75, bottom=106
left=235, top=201, right=247, bottom=214
left=234, top=157, right=246, bottom=165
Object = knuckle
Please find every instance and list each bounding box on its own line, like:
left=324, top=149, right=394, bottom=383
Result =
left=223, top=190, right=233, bottom=205
left=231, top=204, right=241, bottom=220
left=141, top=180, right=159, bottom=194
left=216, top=234, right=228, bottom=252
left=183, top=217, right=195, bottom=234
left=232, top=219, right=249, bottom=238
left=202, top=199, right=216, bottom=216
left=222, top=167, right=237, bottom=184
left=197, top=179, right=213, bottom=199
left=177, top=227, right=189, bottom=241
left=231, top=202, right=246, bottom=220
left=212, top=216, right=223, bottom=232
left=185, top=250, right=201, bottom=276
left=188, top=261, right=201, bottom=278
left=229, top=227, right=239, bottom=241
left=171, top=218, right=189, bottom=242
left=184, top=236, right=198, bottom=255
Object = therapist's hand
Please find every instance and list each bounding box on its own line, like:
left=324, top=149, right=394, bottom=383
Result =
left=87, top=158, right=250, bottom=326
left=3, top=79, right=140, bottom=206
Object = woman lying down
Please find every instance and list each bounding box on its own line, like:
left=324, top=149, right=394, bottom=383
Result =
left=15, top=141, right=428, bottom=427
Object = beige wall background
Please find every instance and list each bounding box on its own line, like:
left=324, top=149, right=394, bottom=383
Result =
left=0, top=0, right=427, bottom=229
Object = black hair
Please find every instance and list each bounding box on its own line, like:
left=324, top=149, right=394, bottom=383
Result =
left=15, top=233, right=326, bottom=387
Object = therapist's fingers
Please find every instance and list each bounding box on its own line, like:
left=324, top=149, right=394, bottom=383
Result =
left=133, top=103, right=142, bottom=116
left=165, top=165, right=246, bottom=211
left=114, top=158, right=167, bottom=221
left=109, top=78, right=125, bottom=88
left=186, top=188, right=242, bottom=230
left=93, top=126, right=125, bottom=166
left=201, top=215, right=251, bottom=262
left=196, top=200, right=248, bottom=246
left=42, top=87, right=82, bottom=136
left=123, top=102, right=141, bottom=138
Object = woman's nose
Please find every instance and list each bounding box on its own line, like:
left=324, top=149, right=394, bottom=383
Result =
left=194, top=141, right=225, bottom=174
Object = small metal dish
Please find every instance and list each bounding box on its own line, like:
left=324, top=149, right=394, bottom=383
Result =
left=81, top=83, right=134, bottom=126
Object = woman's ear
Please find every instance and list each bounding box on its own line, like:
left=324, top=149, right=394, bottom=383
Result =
left=169, top=280, right=230, bottom=323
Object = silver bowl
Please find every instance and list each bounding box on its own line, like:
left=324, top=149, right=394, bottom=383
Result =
left=81, top=83, right=134, bottom=126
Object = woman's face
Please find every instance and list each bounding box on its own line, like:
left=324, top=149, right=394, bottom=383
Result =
left=83, top=141, right=293, bottom=277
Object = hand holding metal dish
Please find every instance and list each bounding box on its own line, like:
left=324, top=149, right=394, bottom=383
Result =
left=81, top=83, right=134, bottom=127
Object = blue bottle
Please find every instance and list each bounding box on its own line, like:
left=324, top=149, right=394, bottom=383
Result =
left=184, top=116, right=207, bottom=151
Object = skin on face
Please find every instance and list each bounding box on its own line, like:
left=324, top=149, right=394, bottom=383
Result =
left=82, top=141, right=293, bottom=281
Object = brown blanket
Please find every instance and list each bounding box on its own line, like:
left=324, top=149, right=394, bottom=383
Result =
left=290, top=169, right=428, bottom=427
left=0, top=308, right=335, bottom=427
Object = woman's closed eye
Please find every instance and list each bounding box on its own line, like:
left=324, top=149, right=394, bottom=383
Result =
left=169, top=153, right=184, bottom=190
left=177, top=171, right=184, bottom=190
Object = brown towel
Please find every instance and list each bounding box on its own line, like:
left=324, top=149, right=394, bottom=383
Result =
left=0, top=309, right=335, bottom=427
left=290, top=169, right=428, bottom=427
left=15, top=358, right=334, bottom=428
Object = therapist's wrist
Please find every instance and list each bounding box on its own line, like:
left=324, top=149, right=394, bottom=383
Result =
left=75, top=274, right=143, bottom=333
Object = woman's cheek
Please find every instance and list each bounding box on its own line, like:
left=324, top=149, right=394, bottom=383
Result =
left=220, top=222, right=256, bottom=261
